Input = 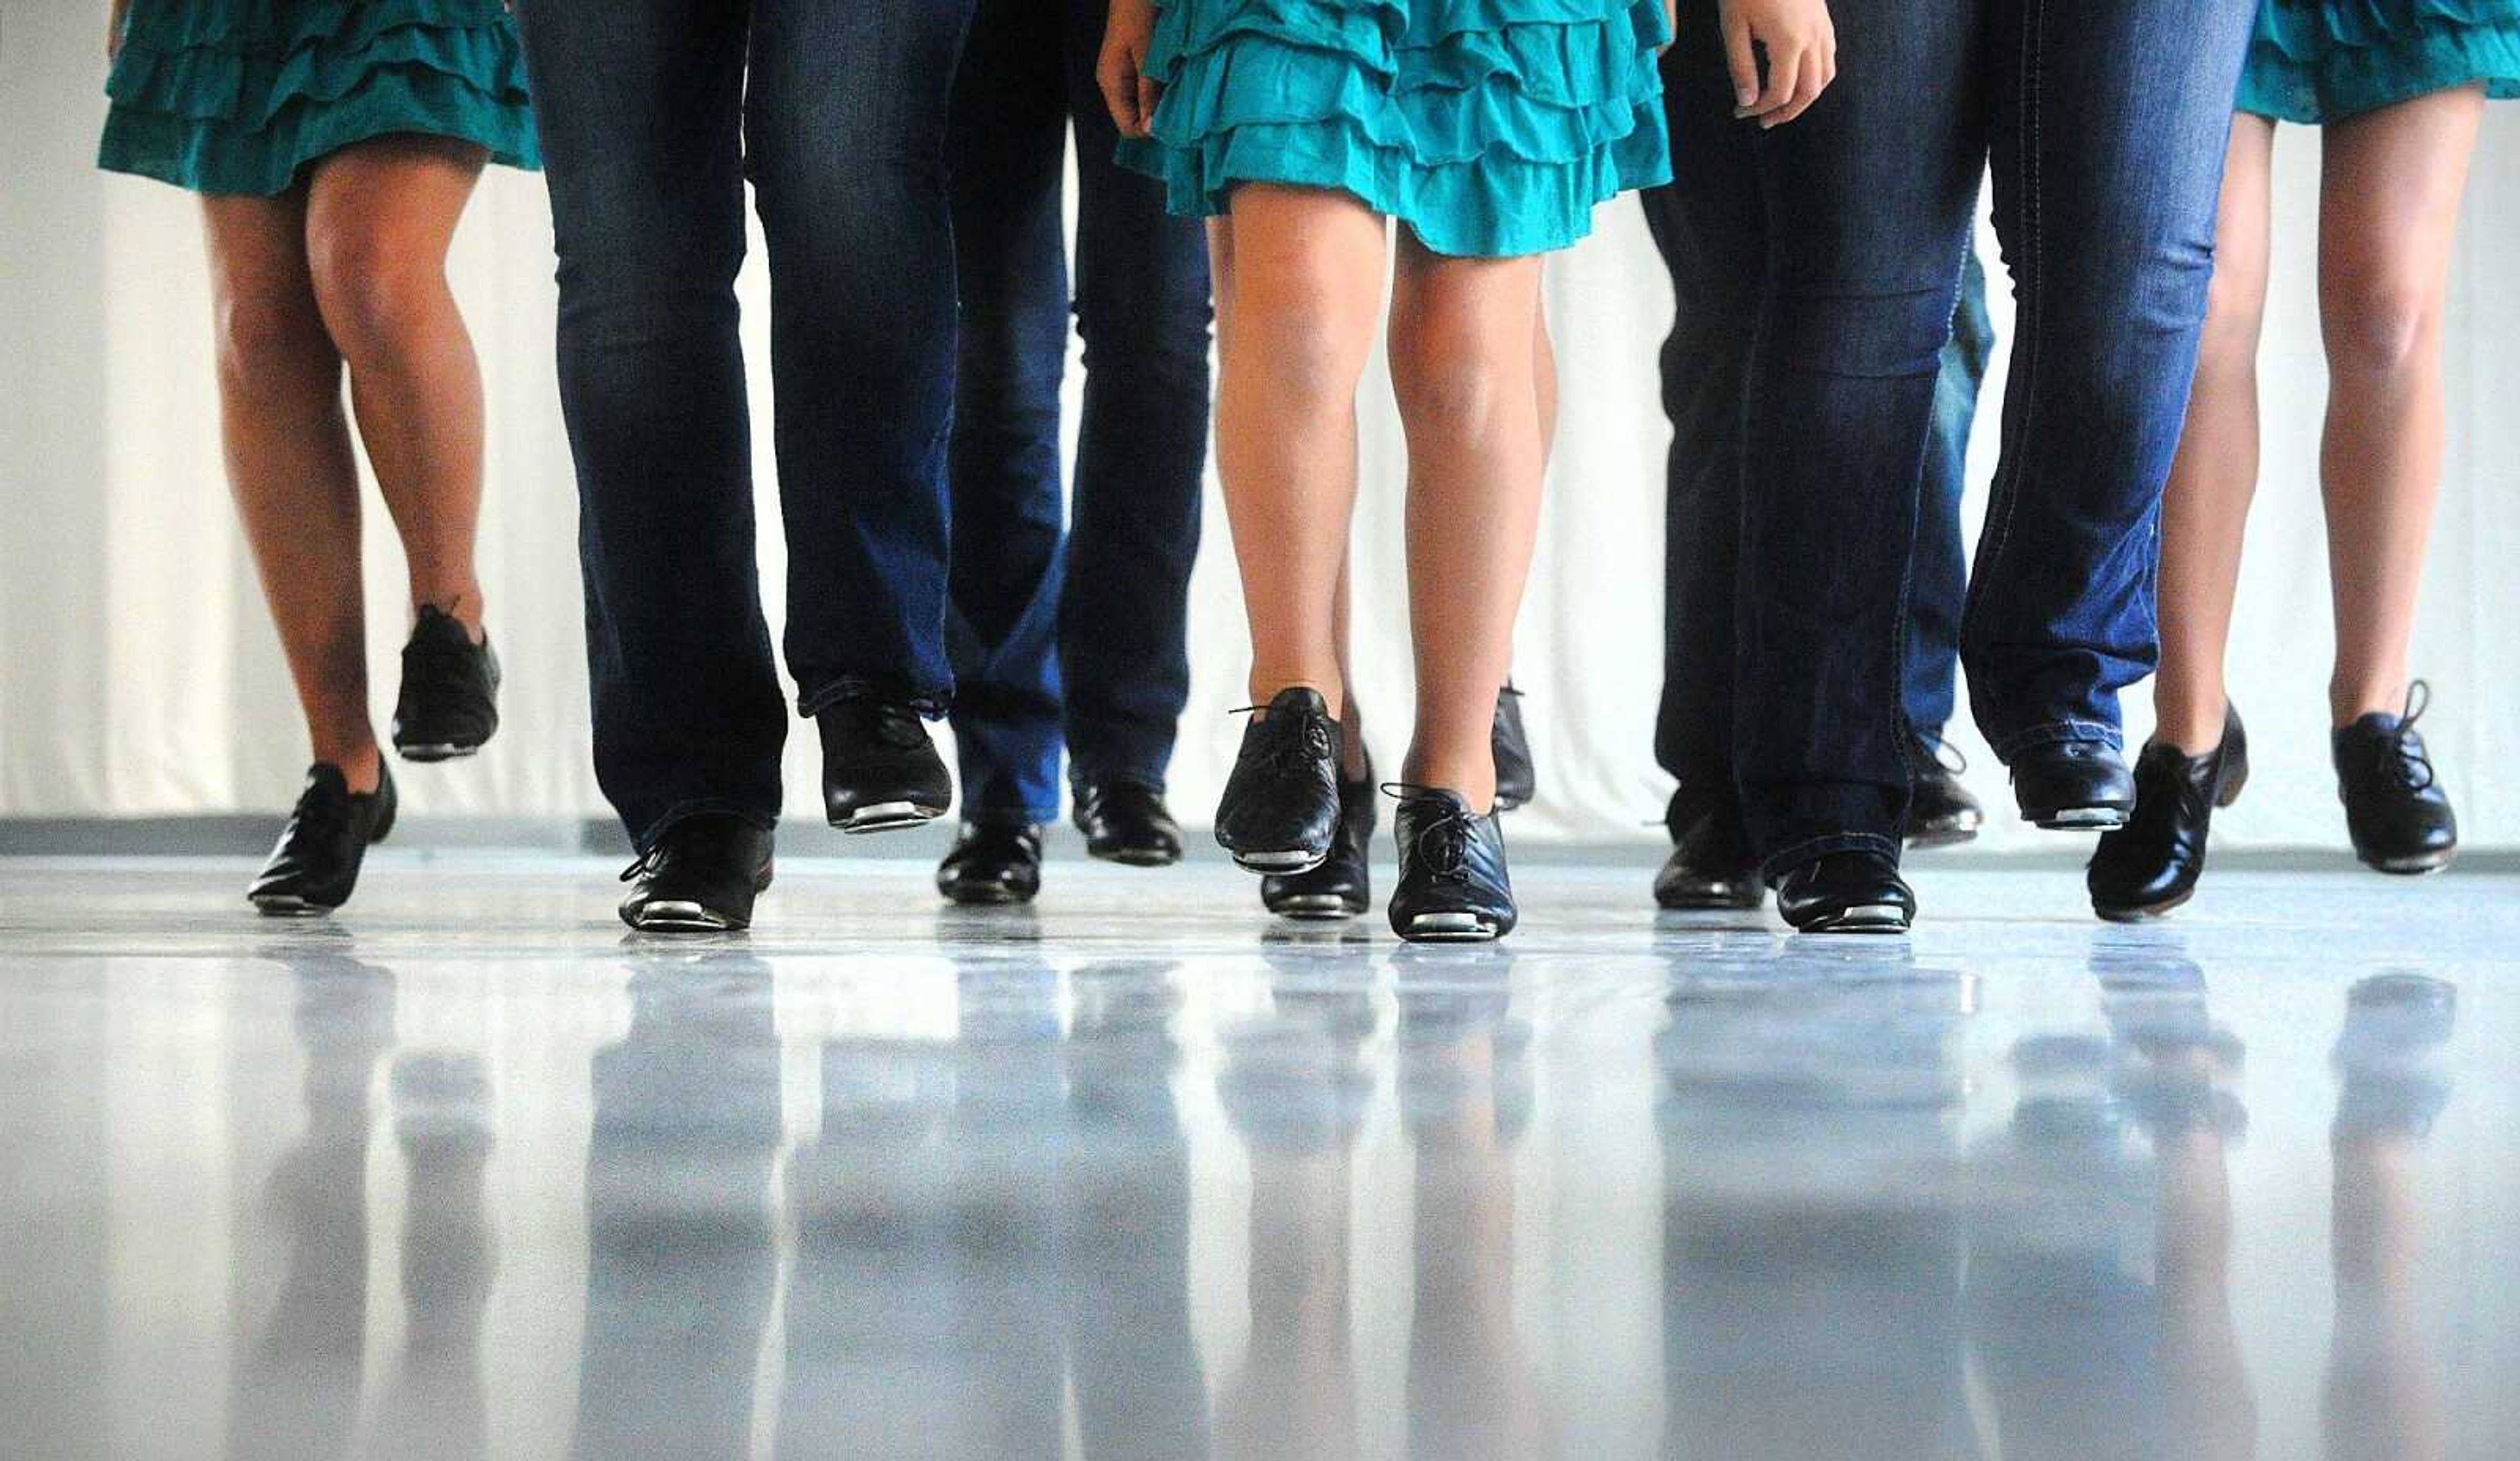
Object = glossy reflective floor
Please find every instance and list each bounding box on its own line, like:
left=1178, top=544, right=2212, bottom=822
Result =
left=3, top=852, right=2517, bottom=1460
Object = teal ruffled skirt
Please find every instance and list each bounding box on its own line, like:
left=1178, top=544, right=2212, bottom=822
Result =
left=2237, top=0, right=2520, bottom=122
left=99, top=0, right=539, bottom=196
left=1120, top=0, right=1673, bottom=258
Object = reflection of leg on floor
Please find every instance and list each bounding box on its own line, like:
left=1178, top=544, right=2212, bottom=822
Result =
left=1062, top=961, right=1211, bottom=1460
left=572, top=958, right=780, bottom=1461
left=777, top=960, right=1066, bottom=1460
left=1215, top=967, right=1377, bottom=1461
left=363, top=1052, right=496, bottom=1461
left=1398, top=966, right=1551, bottom=1460
left=2324, top=974, right=2456, bottom=1461
left=225, top=955, right=394, bottom=1461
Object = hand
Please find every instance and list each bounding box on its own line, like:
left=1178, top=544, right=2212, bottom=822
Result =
left=1099, top=0, right=1164, bottom=139
left=1717, top=0, right=1835, bottom=129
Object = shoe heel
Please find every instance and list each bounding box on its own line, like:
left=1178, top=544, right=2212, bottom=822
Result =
left=369, top=788, right=398, bottom=845
left=2216, top=757, right=2248, bottom=809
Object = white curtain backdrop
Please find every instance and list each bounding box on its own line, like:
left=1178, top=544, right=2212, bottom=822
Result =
left=7, top=5, right=2519, bottom=850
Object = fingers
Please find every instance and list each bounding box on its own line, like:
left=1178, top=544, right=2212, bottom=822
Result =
left=1730, top=22, right=1837, bottom=129
left=1138, top=75, right=1162, bottom=137
left=1722, top=15, right=1760, bottom=112
left=1098, top=47, right=1141, bottom=136
left=1764, top=39, right=1834, bottom=127
left=1747, top=47, right=1800, bottom=121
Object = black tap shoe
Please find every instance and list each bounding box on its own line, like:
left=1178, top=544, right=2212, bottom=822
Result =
left=2333, top=682, right=2458, bottom=875
left=1072, top=779, right=1184, bottom=867
left=618, top=813, right=774, bottom=933
left=1263, top=756, right=1376, bottom=920
left=1653, top=800, right=1765, bottom=911
left=818, top=697, right=952, bottom=833
left=937, top=821, right=1045, bottom=905
left=1215, top=686, right=1343, bottom=874
left=392, top=606, right=501, bottom=761
left=2087, top=707, right=2248, bottom=922
left=1773, top=850, right=1913, bottom=934
left=2011, top=739, right=2135, bottom=830
left=249, top=762, right=399, bottom=916
left=1491, top=684, right=1536, bottom=812
left=1905, top=735, right=1983, bottom=849
left=1388, top=787, right=1517, bottom=943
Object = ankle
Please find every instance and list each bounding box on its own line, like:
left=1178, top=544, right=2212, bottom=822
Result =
left=415, top=585, right=487, bottom=643
left=318, top=739, right=384, bottom=793
left=2330, top=676, right=2408, bottom=728
left=1399, top=749, right=1496, bottom=812
left=1247, top=672, right=1343, bottom=722
left=2154, top=691, right=2230, bottom=758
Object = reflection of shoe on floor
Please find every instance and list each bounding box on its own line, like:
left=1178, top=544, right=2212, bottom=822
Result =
left=2334, top=972, right=2458, bottom=1138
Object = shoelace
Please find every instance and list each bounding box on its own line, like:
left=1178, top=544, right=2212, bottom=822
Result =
left=1916, top=734, right=1968, bottom=778
left=287, top=779, right=354, bottom=846
left=620, top=844, right=665, bottom=883
left=1387, top=784, right=1476, bottom=882
left=2376, top=681, right=2438, bottom=793
left=1234, top=704, right=1334, bottom=775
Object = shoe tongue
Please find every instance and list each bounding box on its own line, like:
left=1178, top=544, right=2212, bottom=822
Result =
left=1268, top=686, right=1328, bottom=719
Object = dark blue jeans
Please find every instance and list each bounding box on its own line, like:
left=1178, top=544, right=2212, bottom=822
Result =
left=945, top=0, right=1213, bottom=826
left=1712, top=0, right=2256, bottom=874
left=1642, top=110, right=1994, bottom=834
left=513, top=0, right=976, bottom=850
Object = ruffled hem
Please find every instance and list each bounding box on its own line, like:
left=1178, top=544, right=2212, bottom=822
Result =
left=2238, top=3, right=2520, bottom=121
left=100, top=68, right=539, bottom=196
left=1125, top=0, right=1673, bottom=257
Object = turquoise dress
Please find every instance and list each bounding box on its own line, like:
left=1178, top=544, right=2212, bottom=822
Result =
left=1121, top=0, right=1673, bottom=258
left=100, top=0, right=539, bottom=196
left=2237, top=0, right=2520, bottom=121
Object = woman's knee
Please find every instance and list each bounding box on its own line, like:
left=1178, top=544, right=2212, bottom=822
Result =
left=2322, top=265, right=2443, bottom=379
left=306, top=220, right=443, bottom=368
left=213, top=274, right=332, bottom=382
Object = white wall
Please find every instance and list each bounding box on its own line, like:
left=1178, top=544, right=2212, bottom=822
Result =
left=6, top=6, right=2518, bottom=850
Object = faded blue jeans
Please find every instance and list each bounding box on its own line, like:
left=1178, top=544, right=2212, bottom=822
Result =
left=513, top=0, right=976, bottom=850
left=1717, top=0, right=2257, bottom=875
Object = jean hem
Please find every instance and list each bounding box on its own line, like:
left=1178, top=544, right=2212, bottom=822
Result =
left=1992, top=720, right=2122, bottom=760
left=797, top=676, right=953, bottom=721
left=630, top=798, right=779, bottom=857
left=1759, top=832, right=1899, bottom=884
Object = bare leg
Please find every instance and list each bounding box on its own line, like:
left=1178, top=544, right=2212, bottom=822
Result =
left=201, top=190, right=381, bottom=792
left=1534, top=299, right=1559, bottom=464
left=1215, top=214, right=1371, bottom=775
left=1387, top=236, right=1547, bottom=808
left=2317, top=86, right=2485, bottom=725
left=2151, top=115, right=2275, bottom=756
left=303, top=134, right=493, bottom=640
left=1210, top=185, right=1387, bottom=718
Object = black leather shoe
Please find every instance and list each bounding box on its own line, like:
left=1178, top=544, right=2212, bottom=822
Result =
left=1264, top=756, right=1375, bottom=919
left=1389, top=787, right=1517, bottom=942
left=2334, top=683, right=2458, bottom=875
left=1072, top=779, right=1183, bottom=867
left=818, top=697, right=952, bottom=833
left=2087, top=707, right=2248, bottom=922
left=618, top=814, right=774, bottom=932
left=1906, top=735, right=1983, bottom=850
left=392, top=606, right=500, bottom=761
left=1773, top=850, right=1913, bottom=934
left=2011, top=739, right=2135, bottom=830
left=1216, top=687, right=1343, bottom=874
left=1654, top=802, right=1765, bottom=911
left=937, top=821, right=1044, bottom=905
left=1492, top=684, right=1536, bottom=812
left=249, top=762, right=398, bottom=915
